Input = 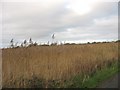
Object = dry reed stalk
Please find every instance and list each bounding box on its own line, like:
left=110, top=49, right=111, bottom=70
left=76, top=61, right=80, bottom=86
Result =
left=2, top=42, right=118, bottom=88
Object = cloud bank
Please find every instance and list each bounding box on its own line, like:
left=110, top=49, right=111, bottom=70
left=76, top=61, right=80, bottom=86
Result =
left=1, top=0, right=118, bottom=47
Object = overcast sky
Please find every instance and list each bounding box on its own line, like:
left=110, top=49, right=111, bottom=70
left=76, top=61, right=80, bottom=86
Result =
left=0, top=0, right=119, bottom=48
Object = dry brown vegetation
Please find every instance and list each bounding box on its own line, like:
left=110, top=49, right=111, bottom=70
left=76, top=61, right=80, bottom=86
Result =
left=2, top=42, right=118, bottom=88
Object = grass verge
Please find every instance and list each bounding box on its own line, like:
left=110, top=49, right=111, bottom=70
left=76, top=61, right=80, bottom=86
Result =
left=62, top=62, right=119, bottom=88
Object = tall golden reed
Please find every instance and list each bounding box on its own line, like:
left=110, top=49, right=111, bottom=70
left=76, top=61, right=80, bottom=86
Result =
left=2, top=42, right=118, bottom=88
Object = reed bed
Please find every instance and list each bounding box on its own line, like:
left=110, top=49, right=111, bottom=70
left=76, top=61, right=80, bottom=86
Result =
left=2, top=42, right=118, bottom=88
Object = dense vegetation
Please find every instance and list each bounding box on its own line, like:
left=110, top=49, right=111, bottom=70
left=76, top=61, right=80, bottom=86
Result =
left=2, top=41, right=119, bottom=88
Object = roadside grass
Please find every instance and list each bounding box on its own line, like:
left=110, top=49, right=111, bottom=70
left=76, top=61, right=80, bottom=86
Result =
left=62, top=62, right=119, bottom=88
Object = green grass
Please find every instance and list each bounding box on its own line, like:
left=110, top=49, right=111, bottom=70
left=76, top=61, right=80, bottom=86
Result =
left=81, top=63, right=119, bottom=88
left=61, top=62, right=119, bottom=88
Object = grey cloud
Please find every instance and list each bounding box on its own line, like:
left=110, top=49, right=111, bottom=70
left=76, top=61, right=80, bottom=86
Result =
left=55, top=15, right=117, bottom=41
left=1, top=1, right=118, bottom=47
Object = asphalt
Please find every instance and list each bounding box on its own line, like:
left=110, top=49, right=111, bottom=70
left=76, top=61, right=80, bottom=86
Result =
left=97, top=72, right=120, bottom=88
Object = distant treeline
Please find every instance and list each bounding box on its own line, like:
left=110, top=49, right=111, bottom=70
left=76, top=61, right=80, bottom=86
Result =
left=7, top=38, right=120, bottom=49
